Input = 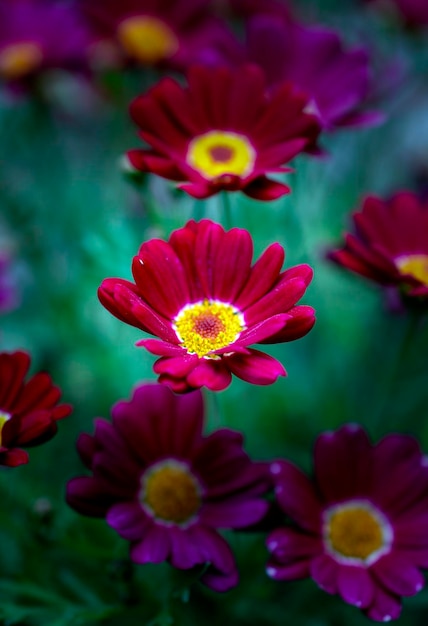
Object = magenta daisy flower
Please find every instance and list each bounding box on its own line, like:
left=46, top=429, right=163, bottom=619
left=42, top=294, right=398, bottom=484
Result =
left=98, top=219, right=315, bottom=393
left=245, top=16, right=381, bottom=130
left=66, top=382, right=270, bottom=591
left=0, top=0, right=90, bottom=85
left=80, top=0, right=231, bottom=71
left=127, top=64, right=321, bottom=200
left=267, top=424, right=428, bottom=621
left=0, top=351, right=72, bottom=467
left=328, top=192, right=428, bottom=304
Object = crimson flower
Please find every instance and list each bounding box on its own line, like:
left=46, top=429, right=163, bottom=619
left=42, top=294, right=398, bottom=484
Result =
left=127, top=64, right=321, bottom=200
left=267, top=424, right=428, bottom=621
left=0, top=0, right=89, bottom=85
left=328, top=192, right=428, bottom=304
left=66, top=382, right=270, bottom=591
left=0, top=351, right=72, bottom=467
left=98, top=220, right=315, bottom=393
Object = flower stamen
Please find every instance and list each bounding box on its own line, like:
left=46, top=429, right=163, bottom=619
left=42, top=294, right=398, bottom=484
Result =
left=323, top=500, right=392, bottom=565
left=187, top=131, right=256, bottom=180
left=0, top=410, right=11, bottom=446
left=0, top=42, right=43, bottom=79
left=395, top=254, right=428, bottom=287
left=140, top=460, right=201, bottom=525
left=117, top=15, right=179, bottom=63
left=173, top=299, right=245, bottom=357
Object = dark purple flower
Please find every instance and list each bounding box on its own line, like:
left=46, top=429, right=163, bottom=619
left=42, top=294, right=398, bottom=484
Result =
left=267, top=424, right=428, bottom=621
left=66, top=382, right=270, bottom=591
left=245, top=15, right=382, bottom=130
left=0, top=0, right=90, bottom=85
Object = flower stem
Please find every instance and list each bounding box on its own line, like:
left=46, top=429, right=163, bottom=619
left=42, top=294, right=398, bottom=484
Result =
left=371, top=311, right=422, bottom=431
left=219, top=191, right=233, bottom=229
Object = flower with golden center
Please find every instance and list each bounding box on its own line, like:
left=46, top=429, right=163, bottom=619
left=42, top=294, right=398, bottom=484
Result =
left=66, top=382, right=271, bottom=592
left=0, top=351, right=72, bottom=467
left=127, top=64, right=321, bottom=200
left=0, top=0, right=90, bottom=84
left=267, top=424, right=428, bottom=621
left=80, top=0, right=231, bottom=71
left=328, top=192, right=428, bottom=307
left=98, top=219, right=315, bottom=392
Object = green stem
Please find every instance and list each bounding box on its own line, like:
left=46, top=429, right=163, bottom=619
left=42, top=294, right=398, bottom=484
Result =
left=219, top=191, right=233, bottom=229
left=371, top=311, right=422, bottom=431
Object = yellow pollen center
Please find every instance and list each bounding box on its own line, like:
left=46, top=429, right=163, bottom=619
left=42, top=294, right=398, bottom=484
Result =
left=187, top=131, right=256, bottom=180
left=395, top=254, right=428, bottom=287
left=0, top=42, right=43, bottom=79
left=141, top=460, right=201, bottom=525
left=0, top=410, right=11, bottom=446
left=173, top=299, right=245, bottom=357
left=117, top=15, right=179, bottom=64
left=324, top=501, right=392, bottom=564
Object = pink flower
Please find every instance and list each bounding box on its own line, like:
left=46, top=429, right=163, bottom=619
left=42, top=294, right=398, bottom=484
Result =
left=0, top=351, right=72, bottom=467
left=66, top=382, right=270, bottom=592
left=267, top=424, right=428, bottom=621
left=98, top=220, right=315, bottom=392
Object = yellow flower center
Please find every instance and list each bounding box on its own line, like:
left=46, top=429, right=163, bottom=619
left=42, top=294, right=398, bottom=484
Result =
left=0, top=42, right=43, bottom=79
left=141, top=460, right=201, bottom=525
left=186, top=131, right=256, bottom=180
left=0, top=410, right=11, bottom=446
left=173, top=299, right=245, bottom=357
left=395, top=254, right=428, bottom=287
left=324, top=501, right=392, bottom=565
left=117, top=15, right=179, bottom=64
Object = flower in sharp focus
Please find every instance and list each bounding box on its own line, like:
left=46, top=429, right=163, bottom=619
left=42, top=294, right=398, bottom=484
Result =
left=245, top=16, right=381, bottom=130
left=98, top=219, right=315, bottom=392
left=267, top=424, right=428, bottom=621
left=127, top=64, right=321, bottom=200
left=66, top=382, right=270, bottom=591
left=328, top=192, right=428, bottom=306
left=80, top=0, right=232, bottom=71
left=0, top=0, right=90, bottom=85
left=0, top=351, right=72, bottom=467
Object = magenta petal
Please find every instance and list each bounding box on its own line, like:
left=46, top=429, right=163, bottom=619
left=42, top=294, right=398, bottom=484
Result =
left=107, top=502, right=149, bottom=541
left=190, top=526, right=238, bottom=592
left=244, top=176, right=290, bottom=201
left=310, top=554, right=339, bottom=594
left=199, top=499, right=269, bottom=529
left=136, top=339, right=185, bottom=357
left=66, top=477, right=117, bottom=517
left=154, top=354, right=199, bottom=377
left=267, top=528, right=321, bottom=561
left=266, top=559, right=310, bottom=581
left=270, top=460, right=322, bottom=532
left=337, top=565, right=374, bottom=609
left=234, top=314, right=290, bottom=346
left=130, top=524, right=170, bottom=564
left=365, top=586, right=402, bottom=622
left=186, top=360, right=232, bottom=391
left=226, top=349, right=286, bottom=385
left=168, top=526, right=208, bottom=570
left=371, top=554, right=425, bottom=597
